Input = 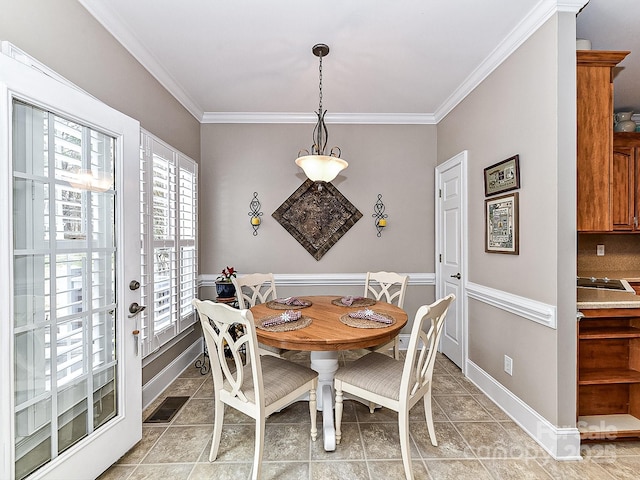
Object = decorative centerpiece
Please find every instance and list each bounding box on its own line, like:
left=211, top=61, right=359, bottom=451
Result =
left=215, top=266, right=237, bottom=299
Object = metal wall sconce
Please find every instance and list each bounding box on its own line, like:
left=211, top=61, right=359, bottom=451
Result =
left=248, top=192, right=263, bottom=236
left=372, top=194, right=388, bottom=237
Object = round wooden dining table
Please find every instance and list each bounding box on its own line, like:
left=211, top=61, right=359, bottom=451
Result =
left=250, top=295, right=408, bottom=451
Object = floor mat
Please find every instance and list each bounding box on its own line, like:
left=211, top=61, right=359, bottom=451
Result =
left=144, top=396, right=190, bottom=423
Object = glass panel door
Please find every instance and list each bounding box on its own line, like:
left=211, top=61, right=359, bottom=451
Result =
left=1, top=50, right=141, bottom=480
left=13, top=102, right=118, bottom=479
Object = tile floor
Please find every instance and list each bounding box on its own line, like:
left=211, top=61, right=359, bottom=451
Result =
left=99, top=352, right=640, bottom=480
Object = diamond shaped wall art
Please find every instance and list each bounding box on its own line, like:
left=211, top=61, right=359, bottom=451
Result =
left=272, top=180, right=362, bottom=260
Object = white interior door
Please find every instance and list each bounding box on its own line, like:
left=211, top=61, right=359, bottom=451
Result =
left=0, top=52, right=142, bottom=480
left=435, top=151, right=467, bottom=370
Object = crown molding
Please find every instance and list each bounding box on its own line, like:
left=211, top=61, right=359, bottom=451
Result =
left=80, top=0, right=587, bottom=126
left=201, top=112, right=436, bottom=125
left=77, top=0, right=204, bottom=121
left=556, top=0, right=590, bottom=13
left=434, top=0, right=588, bottom=122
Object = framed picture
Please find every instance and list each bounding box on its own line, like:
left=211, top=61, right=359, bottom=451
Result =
left=484, top=154, right=520, bottom=196
left=485, top=192, right=519, bottom=255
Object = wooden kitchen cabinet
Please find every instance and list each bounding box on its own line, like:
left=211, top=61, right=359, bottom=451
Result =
left=612, top=133, right=640, bottom=231
left=577, top=51, right=629, bottom=232
left=578, top=308, right=640, bottom=440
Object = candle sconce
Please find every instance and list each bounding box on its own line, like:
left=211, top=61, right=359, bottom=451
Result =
left=372, top=194, right=388, bottom=237
left=248, top=192, right=263, bottom=236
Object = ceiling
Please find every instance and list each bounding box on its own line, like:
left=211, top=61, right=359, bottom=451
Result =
left=78, top=1, right=638, bottom=123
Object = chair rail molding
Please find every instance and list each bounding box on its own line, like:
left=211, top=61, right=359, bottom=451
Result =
left=466, top=281, right=557, bottom=329
left=199, top=272, right=435, bottom=288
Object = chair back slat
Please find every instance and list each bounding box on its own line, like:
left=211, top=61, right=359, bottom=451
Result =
left=232, top=273, right=277, bottom=309
left=364, top=271, right=409, bottom=308
left=402, top=294, right=455, bottom=401
left=193, top=299, right=263, bottom=405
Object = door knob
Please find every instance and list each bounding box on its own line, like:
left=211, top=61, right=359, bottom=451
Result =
left=128, top=302, right=146, bottom=318
left=450, top=273, right=461, bottom=280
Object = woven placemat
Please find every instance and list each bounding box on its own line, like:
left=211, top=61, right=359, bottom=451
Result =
left=331, top=297, right=376, bottom=308
left=339, top=312, right=396, bottom=329
left=256, top=315, right=312, bottom=332
left=265, top=299, right=312, bottom=310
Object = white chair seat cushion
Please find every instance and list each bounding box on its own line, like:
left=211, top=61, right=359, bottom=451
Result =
left=335, top=352, right=407, bottom=401
left=224, top=355, right=317, bottom=406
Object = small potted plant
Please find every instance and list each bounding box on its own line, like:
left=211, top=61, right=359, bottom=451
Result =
left=215, top=266, right=237, bottom=299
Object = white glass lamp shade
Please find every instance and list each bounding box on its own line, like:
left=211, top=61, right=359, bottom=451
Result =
left=295, top=154, right=348, bottom=182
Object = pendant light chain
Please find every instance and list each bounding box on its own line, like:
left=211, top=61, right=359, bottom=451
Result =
left=294, top=43, right=348, bottom=183
left=318, top=52, right=323, bottom=114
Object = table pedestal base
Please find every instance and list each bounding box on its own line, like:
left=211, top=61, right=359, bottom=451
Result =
left=310, top=351, right=339, bottom=451
left=321, top=385, right=335, bottom=451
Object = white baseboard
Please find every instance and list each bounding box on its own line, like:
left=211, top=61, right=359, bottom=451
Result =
left=142, top=338, right=203, bottom=409
left=466, top=359, right=581, bottom=461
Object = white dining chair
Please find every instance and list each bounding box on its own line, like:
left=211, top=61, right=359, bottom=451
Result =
left=334, top=294, right=455, bottom=480
left=364, top=271, right=409, bottom=359
left=232, top=273, right=287, bottom=357
left=192, top=299, right=318, bottom=480
left=232, top=273, right=277, bottom=309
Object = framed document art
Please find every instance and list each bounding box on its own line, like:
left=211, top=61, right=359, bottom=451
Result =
left=485, top=192, right=519, bottom=255
left=484, top=155, right=520, bottom=196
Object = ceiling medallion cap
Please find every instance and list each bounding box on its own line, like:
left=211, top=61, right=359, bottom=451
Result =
left=312, top=44, right=329, bottom=57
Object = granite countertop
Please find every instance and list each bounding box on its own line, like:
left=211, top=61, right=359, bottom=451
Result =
left=577, top=288, right=640, bottom=309
left=577, top=271, right=640, bottom=309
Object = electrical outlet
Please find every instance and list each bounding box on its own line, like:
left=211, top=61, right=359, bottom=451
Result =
left=597, top=244, right=605, bottom=256
left=504, top=355, right=513, bottom=376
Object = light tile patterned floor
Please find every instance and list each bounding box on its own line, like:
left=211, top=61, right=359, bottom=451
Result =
left=99, top=352, right=638, bottom=480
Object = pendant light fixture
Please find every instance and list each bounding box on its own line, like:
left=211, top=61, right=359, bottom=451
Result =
left=295, top=44, right=348, bottom=183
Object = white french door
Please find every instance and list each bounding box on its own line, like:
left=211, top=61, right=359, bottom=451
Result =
left=0, top=52, right=142, bottom=480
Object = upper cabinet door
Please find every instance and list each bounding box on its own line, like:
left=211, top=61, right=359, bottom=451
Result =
left=612, top=146, right=634, bottom=230
left=577, top=51, right=629, bottom=232
left=613, top=133, right=640, bottom=232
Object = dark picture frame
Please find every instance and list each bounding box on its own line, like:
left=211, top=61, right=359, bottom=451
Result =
left=485, top=192, right=519, bottom=255
left=484, top=154, right=520, bottom=197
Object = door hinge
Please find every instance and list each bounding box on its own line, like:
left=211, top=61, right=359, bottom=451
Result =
left=439, top=189, right=442, bottom=198
left=439, top=254, right=442, bottom=263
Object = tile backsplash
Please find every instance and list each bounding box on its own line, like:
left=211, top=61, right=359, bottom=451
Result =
left=578, top=234, right=640, bottom=273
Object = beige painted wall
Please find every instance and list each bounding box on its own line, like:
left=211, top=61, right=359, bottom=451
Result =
left=0, top=0, right=200, bottom=160
left=437, top=15, right=577, bottom=425
left=199, top=122, right=437, bottom=322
